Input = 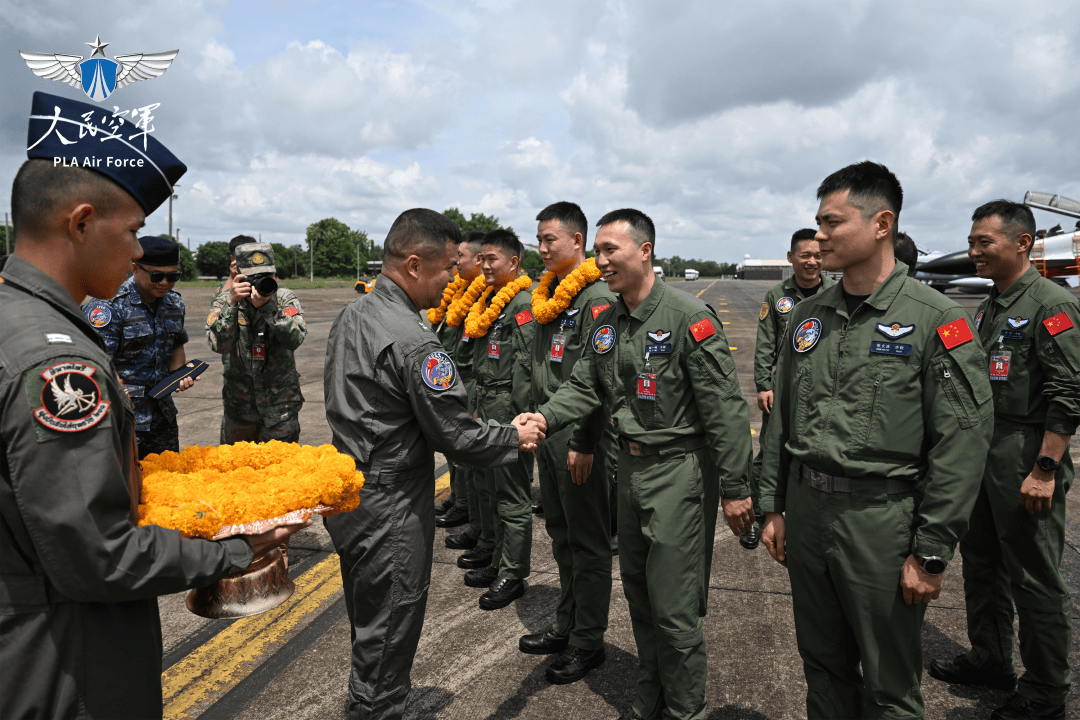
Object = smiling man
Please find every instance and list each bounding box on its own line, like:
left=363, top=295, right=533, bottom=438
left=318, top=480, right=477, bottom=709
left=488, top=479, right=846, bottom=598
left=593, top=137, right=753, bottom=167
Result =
left=759, top=161, right=993, bottom=720
left=518, top=208, right=754, bottom=720
left=929, top=200, right=1080, bottom=720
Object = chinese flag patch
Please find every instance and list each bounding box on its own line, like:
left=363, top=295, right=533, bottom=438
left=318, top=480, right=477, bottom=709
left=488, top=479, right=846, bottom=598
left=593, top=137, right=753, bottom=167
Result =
left=689, top=317, right=716, bottom=342
left=1043, top=311, right=1074, bottom=336
left=515, top=309, right=533, bottom=326
left=284, top=306, right=300, bottom=317
left=936, top=317, right=974, bottom=350
left=591, top=303, right=611, bottom=320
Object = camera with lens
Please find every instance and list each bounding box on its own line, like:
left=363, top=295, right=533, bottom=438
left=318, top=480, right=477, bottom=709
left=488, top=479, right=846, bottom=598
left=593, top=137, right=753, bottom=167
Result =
left=247, top=273, right=278, bottom=297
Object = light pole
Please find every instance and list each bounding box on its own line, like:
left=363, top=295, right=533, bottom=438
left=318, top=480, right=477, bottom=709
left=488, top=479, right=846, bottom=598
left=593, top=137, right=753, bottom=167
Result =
left=168, top=185, right=180, bottom=240
left=356, top=241, right=360, bottom=281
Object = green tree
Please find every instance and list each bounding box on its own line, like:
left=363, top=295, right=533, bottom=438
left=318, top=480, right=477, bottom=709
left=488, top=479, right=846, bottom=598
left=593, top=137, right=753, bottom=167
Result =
left=521, top=249, right=545, bottom=273
left=305, top=218, right=371, bottom=278
left=196, top=241, right=230, bottom=279
left=158, top=234, right=198, bottom=280
left=271, top=243, right=295, bottom=279
left=0, top=224, right=11, bottom=260
left=442, top=208, right=512, bottom=235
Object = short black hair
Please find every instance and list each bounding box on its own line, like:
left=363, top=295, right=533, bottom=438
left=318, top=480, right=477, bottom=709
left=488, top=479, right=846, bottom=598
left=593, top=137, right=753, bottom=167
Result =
left=817, top=161, right=903, bottom=236
left=894, top=231, right=918, bottom=274
left=229, top=235, right=257, bottom=258
left=972, top=199, right=1036, bottom=241
left=536, top=201, right=588, bottom=241
left=10, top=159, right=127, bottom=238
left=790, top=228, right=818, bottom=254
left=596, top=208, right=656, bottom=260
left=384, top=208, right=463, bottom=262
left=481, top=229, right=523, bottom=258
left=462, top=229, right=486, bottom=253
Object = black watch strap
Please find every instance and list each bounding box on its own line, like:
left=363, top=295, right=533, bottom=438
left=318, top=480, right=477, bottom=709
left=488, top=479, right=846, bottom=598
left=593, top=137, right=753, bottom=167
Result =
left=1036, top=455, right=1061, bottom=473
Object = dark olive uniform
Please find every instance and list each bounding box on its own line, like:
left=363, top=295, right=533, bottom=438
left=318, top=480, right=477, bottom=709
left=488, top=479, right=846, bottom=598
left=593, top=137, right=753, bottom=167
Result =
left=539, top=279, right=752, bottom=720
left=528, top=274, right=617, bottom=651
left=323, top=275, right=518, bottom=720
left=760, top=263, right=994, bottom=720
left=472, top=287, right=536, bottom=581
left=434, top=319, right=471, bottom=518
left=0, top=257, right=252, bottom=719
left=960, top=266, right=1080, bottom=706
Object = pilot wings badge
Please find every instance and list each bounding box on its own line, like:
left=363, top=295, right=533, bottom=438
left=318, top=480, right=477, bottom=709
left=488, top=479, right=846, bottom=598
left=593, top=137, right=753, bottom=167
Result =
left=647, top=330, right=672, bottom=343
left=1006, top=316, right=1030, bottom=329
left=875, top=322, right=915, bottom=339
left=20, top=35, right=178, bottom=102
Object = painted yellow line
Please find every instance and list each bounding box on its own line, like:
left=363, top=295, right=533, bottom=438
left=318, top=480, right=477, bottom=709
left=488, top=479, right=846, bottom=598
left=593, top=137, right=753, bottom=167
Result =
left=718, top=310, right=729, bottom=313
left=162, top=554, right=343, bottom=719
left=434, top=470, right=451, bottom=495
left=729, top=347, right=737, bottom=350
left=719, top=303, right=728, bottom=305
left=695, top=280, right=718, bottom=298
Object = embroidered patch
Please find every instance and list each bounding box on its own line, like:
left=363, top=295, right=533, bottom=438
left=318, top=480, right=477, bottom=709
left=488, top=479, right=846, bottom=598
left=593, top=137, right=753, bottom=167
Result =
left=792, top=318, right=823, bottom=353
left=1001, top=330, right=1024, bottom=340
left=875, top=322, right=915, bottom=339
left=420, top=351, right=457, bottom=391
left=646, top=343, right=673, bottom=354
left=592, top=325, right=616, bottom=354
left=284, top=306, right=300, bottom=317
left=936, top=317, right=974, bottom=350
left=759, top=302, right=769, bottom=321
left=565, top=307, right=581, bottom=317
left=870, top=341, right=912, bottom=357
left=689, top=318, right=716, bottom=342
left=1043, top=311, right=1074, bottom=336
left=207, top=310, right=219, bottom=325
left=33, top=362, right=110, bottom=433
left=45, top=333, right=73, bottom=344
left=88, top=306, right=112, bottom=328
left=647, top=329, right=672, bottom=343
left=974, top=310, right=984, bottom=329
left=1006, top=316, right=1029, bottom=329
left=776, top=297, right=795, bottom=314
left=238, top=313, right=249, bottom=325
left=591, top=303, right=611, bottom=320
left=515, top=309, right=533, bottom=326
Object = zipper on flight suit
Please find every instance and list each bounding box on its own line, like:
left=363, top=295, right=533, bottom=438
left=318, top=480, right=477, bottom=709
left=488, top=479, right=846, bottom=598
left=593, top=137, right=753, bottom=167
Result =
left=864, top=372, right=882, bottom=444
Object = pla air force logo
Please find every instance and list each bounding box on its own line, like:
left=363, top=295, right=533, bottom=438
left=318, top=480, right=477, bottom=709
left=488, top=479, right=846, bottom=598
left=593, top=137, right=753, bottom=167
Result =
left=875, top=322, right=915, bottom=339
left=792, top=318, right=822, bottom=353
left=33, top=361, right=110, bottom=432
left=20, top=36, right=178, bottom=102
left=421, top=351, right=457, bottom=391
left=647, top=330, right=672, bottom=343
left=1007, top=316, right=1030, bottom=329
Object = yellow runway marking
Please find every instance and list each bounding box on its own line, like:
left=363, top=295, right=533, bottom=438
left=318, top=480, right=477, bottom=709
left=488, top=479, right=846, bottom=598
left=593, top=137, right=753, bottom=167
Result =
left=729, top=347, right=737, bottom=350
left=718, top=310, right=729, bottom=312
left=433, top=470, right=452, bottom=503
left=696, top=280, right=718, bottom=298
left=162, top=554, right=343, bottom=719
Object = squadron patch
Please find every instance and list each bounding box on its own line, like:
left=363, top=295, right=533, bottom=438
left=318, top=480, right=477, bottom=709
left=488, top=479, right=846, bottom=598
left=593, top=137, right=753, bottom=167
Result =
left=875, top=322, right=915, bottom=339
left=420, top=351, right=457, bottom=391
left=1006, top=316, right=1030, bottom=329
left=284, top=306, right=300, bottom=317
left=792, top=318, right=823, bottom=353
left=759, top=302, right=769, bottom=321
left=974, top=310, right=984, bottom=329
left=207, top=310, right=219, bottom=325
left=592, top=325, right=616, bottom=354
left=776, top=297, right=795, bottom=314
left=33, top=362, right=110, bottom=433
left=591, top=304, right=611, bottom=320
left=1043, top=311, right=1075, bottom=336
left=88, top=306, right=112, bottom=328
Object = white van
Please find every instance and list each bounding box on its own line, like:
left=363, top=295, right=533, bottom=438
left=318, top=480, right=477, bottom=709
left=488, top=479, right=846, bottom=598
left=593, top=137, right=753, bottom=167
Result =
left=684, top=268, right=700, bottom=281
left=653, top=266, right=665, bottom=280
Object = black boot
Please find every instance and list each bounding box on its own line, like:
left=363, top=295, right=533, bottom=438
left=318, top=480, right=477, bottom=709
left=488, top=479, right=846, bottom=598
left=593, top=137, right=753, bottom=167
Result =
left=928, top=654, right=1017, bottom=690
left=519, top=628, right=569, bottom=655
left=456, top=547, right=493, bottom=569
left=479, top=578, right=525, bottom=610
left=435, top=505, right=469, bottom=528
left=445, top=532, right=477, bottom=550
left=546, top=645, right=606, bottom=684
left=464, top=565, right=498, bottom=588
left=434, top=498, right=454, bottom=516
left=990, top=693, right=1066, bottom=720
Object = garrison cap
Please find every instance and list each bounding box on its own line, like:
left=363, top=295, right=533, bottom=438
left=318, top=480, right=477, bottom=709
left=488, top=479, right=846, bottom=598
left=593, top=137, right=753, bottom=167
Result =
left=138, top=236, right=180, bottom=266
left=235, top=243, right=276, bottom=276
left=26, top=91, right=186, bottom=215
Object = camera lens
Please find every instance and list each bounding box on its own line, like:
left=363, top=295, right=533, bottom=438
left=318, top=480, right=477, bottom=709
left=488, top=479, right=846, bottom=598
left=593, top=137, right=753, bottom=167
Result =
left=253, top=275, right=278, bottom=296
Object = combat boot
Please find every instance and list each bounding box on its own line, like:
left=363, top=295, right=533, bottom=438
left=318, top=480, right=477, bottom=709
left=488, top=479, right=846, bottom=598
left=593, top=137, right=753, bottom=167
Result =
left=478, top=578, right=525, bottom=610
left=990, top=693, right=1066, bottom=719
left=929, top=654, right=1016, bottom=690
left=457, top=547, right=493, bottom=569
left=519, top=628, right=568, bottom=655
left=445, top=532, right=477, bottom=550
left=464, top=565, right=498, bottom=588
left=435, top=505, right=468, bottom=528
left=546, top=645, right=606, bottom=684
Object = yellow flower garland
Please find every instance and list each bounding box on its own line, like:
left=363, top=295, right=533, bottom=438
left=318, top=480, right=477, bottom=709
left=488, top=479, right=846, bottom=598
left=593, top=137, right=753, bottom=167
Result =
left=137, top=441, right=365, bottom=539
left=427, top=274, right=468, bottom=324
left=465, top=274, right=534, bottom=338
left=531, top=258, right=603, bottom=324
left=447, top=274, right=489, bottom=328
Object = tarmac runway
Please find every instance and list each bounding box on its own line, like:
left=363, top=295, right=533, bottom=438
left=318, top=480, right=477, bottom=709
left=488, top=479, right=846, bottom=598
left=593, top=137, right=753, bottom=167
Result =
left=163, top=279, right=1080, bottom=720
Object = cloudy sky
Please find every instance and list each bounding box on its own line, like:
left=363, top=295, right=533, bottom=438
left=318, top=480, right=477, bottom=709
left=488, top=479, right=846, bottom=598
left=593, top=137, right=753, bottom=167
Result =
left=2, top=0, right=1078, bottom=262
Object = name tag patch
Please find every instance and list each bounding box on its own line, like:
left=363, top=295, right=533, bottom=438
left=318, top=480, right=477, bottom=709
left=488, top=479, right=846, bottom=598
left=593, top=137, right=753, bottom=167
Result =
left=646, top=343, right=672, bottom=354
left=45, top=333, right=73, bottom=344
left=870, top=341, right=912, bottom=357
left=1001, top=330, right=1024, bottom=341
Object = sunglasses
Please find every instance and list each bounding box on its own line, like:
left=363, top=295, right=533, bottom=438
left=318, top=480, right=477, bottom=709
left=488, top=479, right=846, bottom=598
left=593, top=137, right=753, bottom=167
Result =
left=136, top=264, right=181, bottom=283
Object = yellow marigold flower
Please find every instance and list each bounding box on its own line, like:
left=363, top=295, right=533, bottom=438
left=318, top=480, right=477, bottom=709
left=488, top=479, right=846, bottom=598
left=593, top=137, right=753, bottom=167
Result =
left=426, top=273, right=468, bottom=325
left=530, top=258, right=602, bottom=324
left=464, top=274, right=533, bottom=338
left=446, top=274, right=488, bottom=328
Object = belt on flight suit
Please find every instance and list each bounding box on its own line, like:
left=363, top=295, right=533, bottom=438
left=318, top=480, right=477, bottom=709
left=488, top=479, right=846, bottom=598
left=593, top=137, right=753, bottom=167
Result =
left=475, top=384, right=511, bottom=399
left=800, top=465, right=916, bottom=495
left=618, top=434, right=708, bottom=458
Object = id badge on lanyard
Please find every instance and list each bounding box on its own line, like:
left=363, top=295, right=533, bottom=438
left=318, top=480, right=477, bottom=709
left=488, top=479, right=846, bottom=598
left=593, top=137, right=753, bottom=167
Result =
left=637, top=351, right=657, bottom=401
left=488, top=325, right=501, bottom=359
left=989, top=335, right=1011, bottom=381
left=550, top=321, right=567, bottom=363
left=252, top=330, right=267, bottom=361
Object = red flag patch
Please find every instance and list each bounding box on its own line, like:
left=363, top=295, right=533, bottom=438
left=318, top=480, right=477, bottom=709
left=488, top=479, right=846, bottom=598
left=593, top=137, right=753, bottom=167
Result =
left=936, top=317, right=974, bottom=350
left=591, top=304, right=611, bottom=320
left=283, top=306, right=300, bottom=317
left=1043, top=311, right=1074, bottom=336
left=515, top=309, right=533, bottom=326
left=689, top=317, right=716, bottom=342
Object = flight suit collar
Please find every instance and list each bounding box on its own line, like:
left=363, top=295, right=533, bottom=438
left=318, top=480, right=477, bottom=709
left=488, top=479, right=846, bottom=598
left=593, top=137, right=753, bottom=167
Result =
left=616, top=274, right=666, bottom=324
left=374, top=273, right=421, bottom=314
left=783, top=275, right=822, bottom=299
left=817, top=261, right=907, bottom=317
left=0, top=255, right=107, bottom=351
left=988, top=265, right=1039, bottom=310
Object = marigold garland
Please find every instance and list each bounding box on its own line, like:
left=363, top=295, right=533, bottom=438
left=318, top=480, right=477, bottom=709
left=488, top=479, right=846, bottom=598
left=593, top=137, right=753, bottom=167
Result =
left=426, top=273, right=468, bottom=325
left=531, top=258, right=603, bottom=324
left=446, top=274, right=488, bottom=328
left=464, top=274, right=534, bottom=338
left=137, top=441, right=365, bottom=539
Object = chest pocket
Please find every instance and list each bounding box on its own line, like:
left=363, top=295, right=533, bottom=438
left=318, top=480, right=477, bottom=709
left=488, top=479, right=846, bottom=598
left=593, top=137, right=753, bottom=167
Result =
left=630, top=353, right=672, bottom=430
left=121, top=321, right=155, bottom=354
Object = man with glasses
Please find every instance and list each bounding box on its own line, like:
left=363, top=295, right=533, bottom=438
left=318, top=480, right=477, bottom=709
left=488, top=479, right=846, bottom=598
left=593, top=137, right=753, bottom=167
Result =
left=84, top=235, right=195, bottom=459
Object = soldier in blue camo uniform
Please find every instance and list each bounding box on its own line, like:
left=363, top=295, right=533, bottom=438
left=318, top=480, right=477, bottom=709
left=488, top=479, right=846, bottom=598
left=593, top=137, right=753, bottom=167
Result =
left=83, top=236, right=195, bottom=459
left=206, top=243, right=307, bottom=443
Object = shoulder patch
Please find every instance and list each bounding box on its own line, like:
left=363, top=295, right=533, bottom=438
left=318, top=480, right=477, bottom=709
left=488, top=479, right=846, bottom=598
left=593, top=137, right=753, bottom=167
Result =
left=689, top=317, right=716, bottom=342
left=284, top=305, right=300, bottom=317
left=87, top=305, right=112, bottom=328
left=32, top=362, right=111, bottom=433
left=592, top=325, right=616, bottom=354
left=1043, top=311, right=1074, bottom=336
left=759, top=302, right=769, bottom=321
left=792, top=318, right=822, bottom=353
left=207, top=310, right=219, bottom=325
left=421, top=351, right=457, bottom=391
left=591, top=303, right=611, bottom=320
left=515, top=309, right=533, bottom=326
left=974, top=310, right=984, bottom=329
left=776, top=297, right=794, bottom=314
left=45, top=333, right=73, bottom=344
left=937, top=317, right=975, bottom=350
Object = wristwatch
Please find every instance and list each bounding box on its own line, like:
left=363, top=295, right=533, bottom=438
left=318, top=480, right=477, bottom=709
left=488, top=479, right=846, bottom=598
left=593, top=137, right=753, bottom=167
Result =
left=1036, top=455, right=1061, bottom=473
left=919, top=556, right=947, bottom=575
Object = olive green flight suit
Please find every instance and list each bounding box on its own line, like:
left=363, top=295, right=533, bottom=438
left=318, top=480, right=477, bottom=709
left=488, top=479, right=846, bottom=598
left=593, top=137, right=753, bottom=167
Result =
left=760, top=263, right=994, bottom=720
left=529, top=275, right=617, bottom=651
left=435, top=319, right=473, bottom=519
left=960, top=266, right=1080, bottom=705
left=540, top=279, right=752, bottom=720
left=751, top=274, right=835, bottom=521
left=473, top=286, right=537, bottom=580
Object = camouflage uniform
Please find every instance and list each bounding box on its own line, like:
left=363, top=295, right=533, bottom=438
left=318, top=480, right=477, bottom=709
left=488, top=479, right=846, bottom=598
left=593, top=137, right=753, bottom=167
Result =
left=83, top=276, right=188, bottom=458
left=206, top=244, right=307, bottom=443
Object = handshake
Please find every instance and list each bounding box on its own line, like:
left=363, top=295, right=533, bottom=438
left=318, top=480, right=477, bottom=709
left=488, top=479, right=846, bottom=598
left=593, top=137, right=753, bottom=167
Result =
left=511, top=412, right=548, bottom=452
